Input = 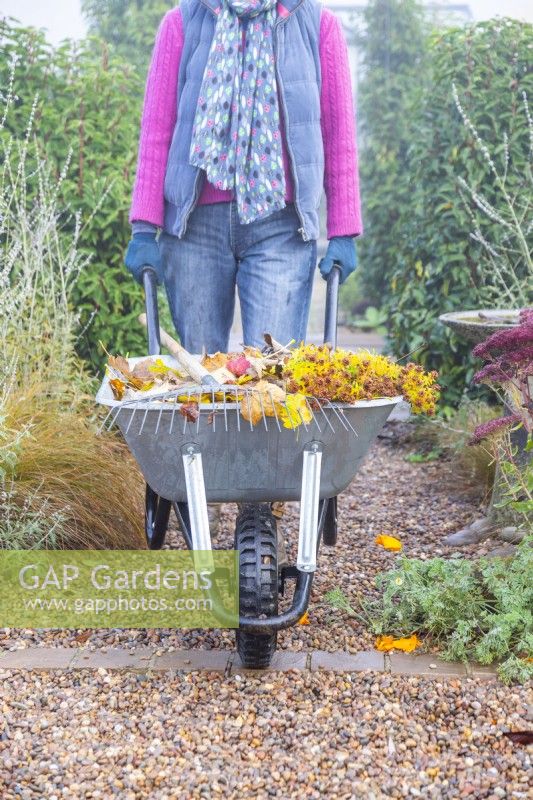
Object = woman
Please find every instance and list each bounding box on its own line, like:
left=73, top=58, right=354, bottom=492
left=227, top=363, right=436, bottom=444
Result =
left=125, top=0, right=362, bottom=353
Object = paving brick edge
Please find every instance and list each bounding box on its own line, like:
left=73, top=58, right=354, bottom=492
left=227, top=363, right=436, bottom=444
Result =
left=0, top=647, right=498, bottom=679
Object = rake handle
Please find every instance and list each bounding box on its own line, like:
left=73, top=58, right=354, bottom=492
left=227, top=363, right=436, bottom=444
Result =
left=138, top=312, right=218, bottom=386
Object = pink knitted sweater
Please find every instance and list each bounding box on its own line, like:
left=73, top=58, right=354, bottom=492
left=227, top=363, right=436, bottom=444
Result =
left=130, top=4, right=362, bottom=239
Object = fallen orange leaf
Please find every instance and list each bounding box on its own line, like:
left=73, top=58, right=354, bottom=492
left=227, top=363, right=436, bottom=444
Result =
left=74, top=629, right=93, bottom=644
left=201, top=352, right=228, bottom=372
left=240, top=380, right=286, bottom=426
left=298, top=611, right=311, bottom=626
left=375, top=534, right=402, bottom=552
left=375, top=635, right=421, bottom=653
left=109, top=378, right=126, bottom=400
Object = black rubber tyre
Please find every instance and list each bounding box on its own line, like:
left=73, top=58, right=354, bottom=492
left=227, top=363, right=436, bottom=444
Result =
left=145, top=485, right=171, bottom=550
left=235, top=504, right=278, bottom=669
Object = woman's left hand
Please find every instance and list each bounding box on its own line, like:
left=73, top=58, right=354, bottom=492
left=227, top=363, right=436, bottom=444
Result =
left=319, top=236, right=358, bottom=284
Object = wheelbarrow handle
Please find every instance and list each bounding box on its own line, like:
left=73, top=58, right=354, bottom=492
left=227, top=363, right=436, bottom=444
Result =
left=323, top=262, right=341, bottom=350
left=143, top=259, right=340, bottom=354
left=142, top=267, right=161, bottom=357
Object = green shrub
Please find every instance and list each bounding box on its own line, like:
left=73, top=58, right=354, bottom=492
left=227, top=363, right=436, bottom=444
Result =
left=82, top=0, right=175, bottom=72
left=356, top=10, right=532, bottom=404
left=0, top=20, right=150, bottom=370
left=339, top=270, right=371, bottom=323
left=0, top=75, right=145, bottom=550
left=388, top=19, right=533, bottom=404
left=353, top=0, right=431, bottom=308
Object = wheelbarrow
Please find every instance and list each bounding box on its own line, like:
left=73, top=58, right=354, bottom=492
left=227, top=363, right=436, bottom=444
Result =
left=96, top=265, right=401, bottom=667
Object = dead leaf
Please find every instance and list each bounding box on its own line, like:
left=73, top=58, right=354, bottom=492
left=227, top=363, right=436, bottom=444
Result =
left=246, top=360, right=264, bottom=379
left=128, top=376, right=154, bottom=392
left=375, top=635, right=421, bottom=653
left=131, top=358, right=157, bottom=381
left=278, top=393, right=313, bottom=429
left=243, top=346, right=263, bottom=359
left=108, top=355, right=130, bottom=376
left=262, top=333, right=293, bottom=353
left=211, top=366, right=237, bottom=384
left=201, top=352, right=228, bottom=372
left=298, top=611, right=311, bottom=625
left=108, top=356, right=155, bottom=394
left=177, top=393, right=211, bottom=404
left=241, top=392, right=263, bottom=426
left=109, top=378, right=126, bottom=400
left=259, top=382, right=286, bottom=415
left=146, top=357, right=185, bottom=381
left=240, top=381, right=286, bottom=425
left=180, top=402, right=200, bottom=422
left=74, top=630, right=93, bottom=644
left=375, top=534, right=403, bottom=552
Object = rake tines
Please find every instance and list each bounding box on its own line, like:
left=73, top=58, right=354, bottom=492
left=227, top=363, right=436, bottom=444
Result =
left=99, top=383, right=362, bottom=438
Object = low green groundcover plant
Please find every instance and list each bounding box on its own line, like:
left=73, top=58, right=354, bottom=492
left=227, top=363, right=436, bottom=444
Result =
left=365, top=539, right=533, bottom=683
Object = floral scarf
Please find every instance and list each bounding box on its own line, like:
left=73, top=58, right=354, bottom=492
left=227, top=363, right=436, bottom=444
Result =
left=189, top=0, right=286, bottom=224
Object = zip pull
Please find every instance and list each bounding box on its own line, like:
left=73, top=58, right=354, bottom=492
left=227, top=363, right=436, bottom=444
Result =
left=298, top=226, right=309, bottom=242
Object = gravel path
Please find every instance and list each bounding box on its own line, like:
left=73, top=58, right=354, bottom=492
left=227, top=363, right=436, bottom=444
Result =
left=1, top=668, right=531, bottom=799
left=1, top=435, right=483, bottom=655
left=2, top=434, right=530, bottom=799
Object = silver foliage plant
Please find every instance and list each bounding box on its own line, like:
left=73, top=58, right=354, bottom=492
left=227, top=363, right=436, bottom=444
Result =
left=0, top=59, right=89, bottom=545
left=453, top=84, right=532, bottom=309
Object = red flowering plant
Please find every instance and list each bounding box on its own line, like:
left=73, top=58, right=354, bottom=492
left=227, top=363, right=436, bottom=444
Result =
left=469, top=309, right=533, bottom=527
left=470, top=308, right=533, bottom=442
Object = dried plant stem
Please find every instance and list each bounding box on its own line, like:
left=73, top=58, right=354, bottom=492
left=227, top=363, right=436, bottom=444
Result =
left=452, top=85, right=532, bottom=308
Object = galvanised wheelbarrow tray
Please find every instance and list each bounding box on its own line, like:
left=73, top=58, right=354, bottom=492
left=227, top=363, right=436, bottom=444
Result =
left=96, top=266, right=401, bottom=667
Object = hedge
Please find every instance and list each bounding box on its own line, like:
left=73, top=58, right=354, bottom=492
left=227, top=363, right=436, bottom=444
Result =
left=390, top=19, right=532, bottom=404
left=0, top=20, right=149, bottom=369
left=353, top=9, right=532, bottom=405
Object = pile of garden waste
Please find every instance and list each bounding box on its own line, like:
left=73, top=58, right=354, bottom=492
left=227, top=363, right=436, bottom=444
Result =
left=106, top=339, right=439, bottom=428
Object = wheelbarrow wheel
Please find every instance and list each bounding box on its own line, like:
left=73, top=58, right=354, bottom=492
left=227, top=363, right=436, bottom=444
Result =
left=145, top=485, right=171, bottom=550
left=235, top=504, right=278, bottom=669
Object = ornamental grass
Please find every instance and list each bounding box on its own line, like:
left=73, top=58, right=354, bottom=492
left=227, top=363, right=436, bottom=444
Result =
left=0, top=73, right=145, bottom=550
left=2, top=384, right=145, bottom=550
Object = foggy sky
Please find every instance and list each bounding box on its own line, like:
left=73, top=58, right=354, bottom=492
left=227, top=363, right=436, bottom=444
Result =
left=0, top=0, right=532, bottom=45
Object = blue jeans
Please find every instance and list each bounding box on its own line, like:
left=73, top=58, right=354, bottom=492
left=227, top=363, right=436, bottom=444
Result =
left=159, top=202, right=317, bottom=352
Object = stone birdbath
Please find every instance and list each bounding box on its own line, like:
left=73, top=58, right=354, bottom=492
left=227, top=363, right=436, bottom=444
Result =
left=439, top=308, right=525, bottom=550
left=438, top=309, right=522, bottom=345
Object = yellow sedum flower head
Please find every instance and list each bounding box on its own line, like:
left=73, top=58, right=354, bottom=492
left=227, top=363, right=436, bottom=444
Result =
left=401, top=363, right=440, bottom=416
left=284, top=345, right=439, bottom=414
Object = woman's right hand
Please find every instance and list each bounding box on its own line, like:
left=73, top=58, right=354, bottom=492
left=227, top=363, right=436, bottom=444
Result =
left=124, top=232, right=164, bottom=285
